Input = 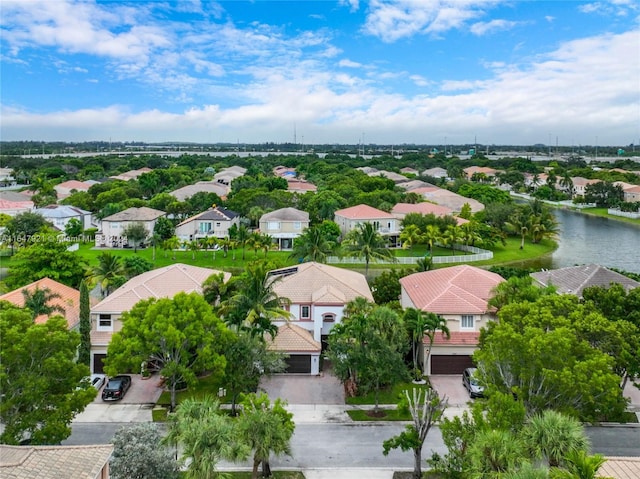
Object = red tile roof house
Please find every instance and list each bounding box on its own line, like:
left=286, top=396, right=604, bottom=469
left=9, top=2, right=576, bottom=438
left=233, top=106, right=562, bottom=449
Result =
left=400, top=265, right=504, bottom=375
left=391, top=202, right=469, bottom=227
left=53, top=180, right=93, bottom=200
left=334, top=204, right=401, bottom=246
left=89, top=264, right=229, bottom=374
left=267, top=262, right=374, bottom=374
left=0, top=278, right=83, bottom=330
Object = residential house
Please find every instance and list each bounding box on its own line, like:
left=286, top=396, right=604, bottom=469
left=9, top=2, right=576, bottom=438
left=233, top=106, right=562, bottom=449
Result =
left=175, top=206, right=240, bottom=241
left=400, top=167, right=419, bottom=175
left=0, top=167, right=17, bottom=187
left=286, top=178, right=318, bottom=194
left=391, top=202, right=469, bottom=226
left=571, top=177, right=601, bottom=197
left=169, top=181, right=230, bottom=202
left=464, top=166, right=501, bottom=182
left=95, top=207, right=165, bottom=248
left=268, top=262, right=374, bottom=374
left=0, top=278, right=83, bottom=330
left=0, top=191, right=34, bottom=216
left=273, top=165, right=297, bottom=178
left=333, top=204, right=400, bottom=245
left=366, top=169, right=409, bottom=183
left=397, top=180, right=433, bottom=191
left=213, top=166, right=247, bottom=186
left=89, top=263, right=228, bottom=373
left=421, top=167, right=448, bottom=179
left=109, top=167, right=152, bottom=181
left=0, top=444, right=113, bottom=479
left=35, top=204, right=93, bottom=231
left=411, top=186, right=485, bottom=213
left=530, top=264, right=640, bottom=298
left=53, top=180, right=93, bottom=200
left=399, top=265, right=505, bottom=375
left=614, top=182, right=640, bottom=203
left=259, top=207, right=310, bottom=250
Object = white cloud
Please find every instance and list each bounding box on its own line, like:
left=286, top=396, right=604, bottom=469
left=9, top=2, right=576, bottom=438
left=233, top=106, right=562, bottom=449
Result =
left=578, top=1, right=638, bottom=16
left=470, top=19, right=522, bottom=36
left=410, top=75, right=430, bottom=87
left=339, top=59, right=364, bottom=68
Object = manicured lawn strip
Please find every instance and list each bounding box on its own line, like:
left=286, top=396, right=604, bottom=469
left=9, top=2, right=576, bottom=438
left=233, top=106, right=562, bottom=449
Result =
left=347, top=408, right=410, bottom=421
left=345, top=380, right=431, bottom=405
left=580, top=207, right=640, bottom=225
left=180, top=472, right=305, bottom=478
left=394, top=244, right=472, bottom=257
left=156, top=373, right=227, bottom=408
left=472, top=237, right=557, bottom=267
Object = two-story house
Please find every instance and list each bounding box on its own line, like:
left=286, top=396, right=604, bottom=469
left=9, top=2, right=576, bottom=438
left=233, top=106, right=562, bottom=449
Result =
left=259, top=207, right=310, bottom=250
left=89, top=263, right=228, bottom=373
left=333, top=204, right=400, bottom=246
left=399, top=265, right=504, bottom=375
left=35, top=204, right=93, bottom=232
left=95, top=207, right=165, bottom=248
left=267, top=262, right=374, bottom=374
left=175, top=206, right=240, bottom=241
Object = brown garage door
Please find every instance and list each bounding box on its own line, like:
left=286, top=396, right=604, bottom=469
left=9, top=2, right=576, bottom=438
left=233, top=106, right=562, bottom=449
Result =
left=285, top=355, right=311, bottom=374
left=93, top=354, right=107, bottom=374
left=431, top=355, right=474, bottom=375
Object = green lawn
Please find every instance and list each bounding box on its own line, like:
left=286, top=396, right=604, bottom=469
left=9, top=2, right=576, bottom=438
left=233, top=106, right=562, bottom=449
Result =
left=180, top=472, right=305, bottom=478
left=345, top=380, right=432, bottom=405
left=474, top=237, right=557, bottom=266
left=347, top=408, right=410, bottom=421
left=580, top=207, right=640, bottom=225
left=156, top=373, right=227, bottom=409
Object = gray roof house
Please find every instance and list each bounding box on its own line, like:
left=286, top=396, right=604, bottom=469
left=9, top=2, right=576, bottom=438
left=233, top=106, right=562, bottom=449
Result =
left=530, top=264, right=640, bottom=297
left=259, top=207, right=310, bottom=250
left=175, top=206, right=240, bottom=241
left=95, top=207, right=166, bottom=248
left=35, top=204, right=93, bottom=231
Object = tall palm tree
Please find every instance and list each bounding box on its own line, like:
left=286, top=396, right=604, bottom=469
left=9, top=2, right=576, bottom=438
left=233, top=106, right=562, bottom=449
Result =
left=403, top=308, right=449, bottom=376
left=21, top=286, right=65, bottom=320
left=342, top=222, right=395, bottom=278
left=399, top=224, right=422, bottom=249
left=221, top=262, right=292, bottom=338
left=259, top=234, right=274, bottom=258
left=163, top=236, right=181, bottom=260
left=187, top=240, right=200, bottom=260
left=422, top=224, right=441, bottom=257
left=236, top=225, right=251, bottom=260
left=441, top=225, right=463, bottom=255
left=506, top=207, right=531, bottom=250
left=560, top=173, right=575, bottom=197
left=289, top=226, right=336, bottom=263
left=90, top=252, right=125, bottom=297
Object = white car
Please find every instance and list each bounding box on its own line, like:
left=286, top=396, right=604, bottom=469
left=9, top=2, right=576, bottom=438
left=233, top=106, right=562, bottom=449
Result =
left=88, top=374, right=107, bottom=390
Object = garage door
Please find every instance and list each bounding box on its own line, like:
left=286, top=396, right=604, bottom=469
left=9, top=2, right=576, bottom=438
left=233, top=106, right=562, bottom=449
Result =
left=285, top=355, right=311, bottom=374
left=431, top=355, right=474, bottom=375
left=93, top=354, right=107, bottom=374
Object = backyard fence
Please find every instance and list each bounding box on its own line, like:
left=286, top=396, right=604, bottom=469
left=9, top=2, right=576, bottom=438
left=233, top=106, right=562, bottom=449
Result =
left=327, top=244, right=493, bottom=265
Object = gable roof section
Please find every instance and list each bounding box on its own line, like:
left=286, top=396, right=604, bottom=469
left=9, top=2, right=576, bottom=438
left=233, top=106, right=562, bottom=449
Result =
left=102, top=206, right=165, bottom=222
left=391, top=202, right=454, bottom=217
left=334, top=204, right=394, bottom=220
left=0, top=444, right=113, bottom=479
left=0, top=278, right=81, bottom=329
left=177, top=206, right=239, bottom=226
left=35, top=204, right=90, bottom=218
left=400, top=265, right=504, bottom=315
left=261, top=207, right=309, bottom=222
left=169, top=181, right=229, bottom=201
left=269, top=262, right=373, bottom=304
left=429, top=331, right=480, bottom=346
left=54, top=180, right=92, bottom=191
left=530, top=264, right=640, bottom=297
left=92, top=264, right=228, bottom=313
left=267, top=323, right=321, bottom=353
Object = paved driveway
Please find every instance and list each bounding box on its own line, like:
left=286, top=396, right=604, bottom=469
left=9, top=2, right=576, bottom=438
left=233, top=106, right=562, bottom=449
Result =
left=259, top=369, right=345, bottom=405
left=429, top=375, right=474, bottom=407
left=94, top=374, right=164, bottom=405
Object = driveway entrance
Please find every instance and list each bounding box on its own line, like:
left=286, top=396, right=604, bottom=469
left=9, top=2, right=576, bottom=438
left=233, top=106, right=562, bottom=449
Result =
left=259, top=367, right=344, bottom=405
left=429, top=375, right=472, bottom=407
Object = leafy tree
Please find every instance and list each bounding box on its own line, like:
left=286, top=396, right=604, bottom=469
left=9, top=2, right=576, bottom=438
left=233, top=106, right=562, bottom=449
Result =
left=4, top=211, right=49, bottom=252
left=105, top=292, right=232, bottom=411
left=90, top=251, right=125, bottom=297
left=123, top=221, right=149, bottom=252
left=220, top=262, right=291, bottom=338
left=383, top=388, right=447, bottom=479
left=21, top=286, right=65, bottom=320
left=237, top=393, right=295, bottom=479
left=110, top=423, right=179, bottom=479
left=488, top=275, right=556, bottom=311
left=0, top=305, right=95, bottom=444
left=153, top=216, right=175, bottom=241
left=289, top=225, right=337, bottom=263
left=6, top=239, right=86, bottom=289
left=584, top=181, right=624, bottom=207
left=165, top=396, right=249, bottom=478
left=505, top=205, right=531, bottom=249
left=64, top=218, right=83, bottom=238
left=78, top=280, right=91, bottom=366
left=342, top=222, right=396, bottom=278
left=468, top=429, right=525, bottom=478
left=224, top=332, right=287, bottom=415
left=555, top=450, right=608, bottom=479
left=457, top=183, right=512, bottom=205
left=123, top=255, right=154, bottom=278
left=370, top=268, right=409, bottom=305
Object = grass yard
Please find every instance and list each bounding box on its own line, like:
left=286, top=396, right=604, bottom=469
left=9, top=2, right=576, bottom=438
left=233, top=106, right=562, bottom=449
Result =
left=579, top=207, right=640, bottom=225
left=180, top=472, right=305, bottom=478
left=345, top=380, right=432, bottom=406
left=347, top=408, right=411, bottom=421
left=473, top=237, right=557, bottom=267
left=156, top=373, right=227, bottom=409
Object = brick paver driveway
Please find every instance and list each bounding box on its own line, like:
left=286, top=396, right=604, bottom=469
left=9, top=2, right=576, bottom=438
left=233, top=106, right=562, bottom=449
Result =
left=95, top=374, right=164, bottom=405
left=429, top=375, right=473, bottom=407
left=259, top=366, right=345, bottom=405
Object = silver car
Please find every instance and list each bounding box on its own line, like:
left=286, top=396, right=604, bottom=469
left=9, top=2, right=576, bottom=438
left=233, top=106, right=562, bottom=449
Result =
left=462, top=367, right=484, bottom=398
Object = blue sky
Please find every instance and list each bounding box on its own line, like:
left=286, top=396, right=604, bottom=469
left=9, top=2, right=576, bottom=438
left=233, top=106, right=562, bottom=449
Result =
left=1, top=0, right=638, bottom=146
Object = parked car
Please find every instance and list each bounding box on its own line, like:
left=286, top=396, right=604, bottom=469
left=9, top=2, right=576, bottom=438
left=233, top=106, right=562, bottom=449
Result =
left=89, top=374, right=107, bottom=390
left=462, top=367, right=484, bottom=398
left=101, top=375, right=132, bottom=401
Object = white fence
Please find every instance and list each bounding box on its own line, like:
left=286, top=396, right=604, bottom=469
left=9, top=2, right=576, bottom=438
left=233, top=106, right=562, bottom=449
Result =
left=327, top=244, right=493, bottom=265
left=608, top=209, right=640, bottom=219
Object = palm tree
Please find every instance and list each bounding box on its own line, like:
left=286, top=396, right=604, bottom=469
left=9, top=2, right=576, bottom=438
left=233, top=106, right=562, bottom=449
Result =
left=163, top=236, right=181, bottom=260
left=555, top=450, right=607, bottom=479
left=506, top=207, right=531, bottom=250
left=289, top=226, right=336, bottom=263
left=468, top=429, right=525, bottom=477
left=460, top=221, right=483, bottom=247
left=399, top=224, right=422, bottom=249
left=521, top=410, right=589, bottom=468
left=422, top=224, right=441, bottom=257
left=343, top=296, right=375, bottom=319
left=90, top=252, right=125, bottom=297
left=220, top=262, right=292, bottom=337
left=22, top=286, right=65, bottom=320
left=246, top=231, right=262, bottom=258
left=236, top=225, right=250, bottom=260
left=187, top=240, right=200, bottom=260
left=342, top=222, right=395, bottom=278
left=560, top=173, right=575, bottom=197
left=441, top=225, right=463, bottom=255
left=404, top=308, right=449, bottom=377
left=259, top=234, right=274, bottom=258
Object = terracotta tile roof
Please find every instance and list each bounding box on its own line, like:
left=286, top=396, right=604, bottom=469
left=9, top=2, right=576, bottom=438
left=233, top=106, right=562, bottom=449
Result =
left=422, top=167, right=448, bottom=177
left=267, top=323, right=321, bottom=353
left=287, top=179, right=317, bottom=192
left=368, top=170, right=408, bottom=183
left=92, top=263, right=229, bottom=313
left=464, top=166, right=499, bottom=176
left=400, top=265, right=504, bottom=314
left=0, top=278, right=81, bottom=329
left=0, top=199, right=33, bottom=211
left=54, top=180, right=92, bottom=191
left=391, top=202, right=455, bottom=217
left=530, top=264, right=640, bottom=297
left=334, top=204, right=395, bottom=220
left=397, top=180, right=433, bottom=191
left=571, top=176, right=600, bottom=186
left=102, top=206, right=165, bottom=222
left=599, top=457, right=640, bottom=479
left=109, top=167, right=152, bottom=181
left=429, top=331, right=480, bottom=346
left=0, top=444, right=113, bottom=479
left=419, top=189, right=485, bottom=213
left=409, top=186, right=442, bottom=195
left=90, top=330, right=113, bottom=346
left=169, top=182, right=229, bottom=201
left=269, top=262, right=373, bottom=304
left=260, top=207, right=309, bottom=222
left=311, top=284, right=346, bottom=304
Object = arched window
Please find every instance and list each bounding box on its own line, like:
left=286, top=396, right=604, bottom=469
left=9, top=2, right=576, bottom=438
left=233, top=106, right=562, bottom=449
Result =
left=322, top=313, right=335, bottom=323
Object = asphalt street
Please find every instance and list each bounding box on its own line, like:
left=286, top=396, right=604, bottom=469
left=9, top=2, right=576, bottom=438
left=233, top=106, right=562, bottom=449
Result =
left=63, top=422, right=640, bottom=468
